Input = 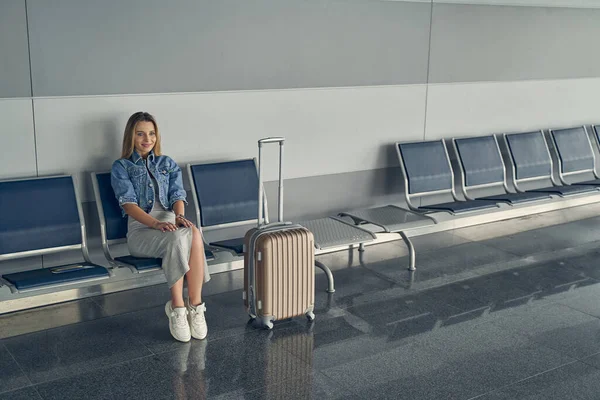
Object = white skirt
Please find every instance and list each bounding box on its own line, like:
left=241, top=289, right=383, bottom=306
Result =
left=127, top=209, right=211, bottom=288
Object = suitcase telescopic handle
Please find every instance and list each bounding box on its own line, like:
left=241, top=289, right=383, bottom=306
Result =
left=258, top=137, right=285, bottom=144
left=258, top=137, right=285, bottom=228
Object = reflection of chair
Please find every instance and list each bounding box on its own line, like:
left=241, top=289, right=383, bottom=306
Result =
left=187, top=159, right=379, bottom=293
left=91, top=172, right=214, bottom=273
left=1, top=175, right=109, bottom=292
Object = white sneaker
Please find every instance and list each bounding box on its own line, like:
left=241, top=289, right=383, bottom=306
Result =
left=187, top=300, right=208, bottom=340
left=165, top=301, right=191, bottom=342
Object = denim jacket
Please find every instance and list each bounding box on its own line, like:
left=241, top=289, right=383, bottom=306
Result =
left=110, top=150, right=187, bottom=217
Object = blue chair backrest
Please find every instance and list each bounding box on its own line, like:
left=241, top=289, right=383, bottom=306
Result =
left=398, top=141, right=453, bottom=195
left=95, top=172, right=128, bottom=241
left=190, top=159, right=259, bottom=227
left=551, top=127, right=594, bottom=174
left=0, top=176, right=82, bottom=256
left=454, top=136, right=504, bottom=187
left=505, top=131, right=552, bottom=180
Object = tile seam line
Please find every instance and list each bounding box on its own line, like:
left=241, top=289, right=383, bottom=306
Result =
left=4, top=76, right=600, bottom=100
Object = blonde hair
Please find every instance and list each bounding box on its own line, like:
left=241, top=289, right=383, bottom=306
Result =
left=120, top=111, right=162, bottom=159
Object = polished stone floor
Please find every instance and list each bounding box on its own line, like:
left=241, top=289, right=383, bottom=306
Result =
left=2, top=212, right=600, bottom=399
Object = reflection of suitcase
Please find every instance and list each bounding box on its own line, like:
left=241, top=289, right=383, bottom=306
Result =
left=264, top=328, right=314, bottom=395
left=243, top=137, right=315, bottom=329
left=238, top=326, right=314, bottom=398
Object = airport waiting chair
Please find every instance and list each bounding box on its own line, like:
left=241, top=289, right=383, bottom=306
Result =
left=187, top=159, right=379, bottom=293
left=503, top=130, right=598, bottom=196
left=339, top=138, right=510, bottom=272
left=452, top=135, right=551, bottom=204
left=547, top=126, right=600, bottom=187
left=91, top=172, right=214, bottom=273
left=593, top=125, right=600, bottom=153
left=396, top=140, right=501, bottom=214
left=0, top=175, right=109, bottom=292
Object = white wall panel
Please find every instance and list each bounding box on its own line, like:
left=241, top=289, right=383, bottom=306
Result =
left=0, top=99, right=36, bottom=179
left=425, top=78, right=600, bottom=139
left=434, top=0, right=600, bottom=8
left=34, top=85, right=426, bottom=201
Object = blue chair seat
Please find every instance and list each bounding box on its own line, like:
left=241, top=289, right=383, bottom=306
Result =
left=476, top=192, right=551, bottom=204
left=575, top=179, right=600, bottom=186
left=210, top=238, right=244, bottom=255
left=115, top=248, right=215, bottom=271
left=115, top=256, right=162, bottom=271
left=3, top=264, right=109, bottom=291
left=419, top=199, right=498, bottom=213
left=528, top=185, right=597, bottom=196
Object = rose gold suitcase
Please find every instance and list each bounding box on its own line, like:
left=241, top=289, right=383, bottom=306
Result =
left=243, top=137, right=315, bottom=329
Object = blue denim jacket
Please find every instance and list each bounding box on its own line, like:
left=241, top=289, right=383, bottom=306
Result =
left=110, top=150, right=187, bottom=217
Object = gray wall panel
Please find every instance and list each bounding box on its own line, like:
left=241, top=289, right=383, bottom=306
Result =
left=429, top=4, right=600, bottom=83
left=0, top=0, right=31, bottom=98
left=27, top=0, right=431, bottom=96
left=263, top=167, right=405, bottom=221
left=433, top=0, right=600, bottom=7
left=0, top=99, right=37, bottom=179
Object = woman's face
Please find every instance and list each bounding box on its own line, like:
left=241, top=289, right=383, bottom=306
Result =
left=133, top=121, right=156, bottom=158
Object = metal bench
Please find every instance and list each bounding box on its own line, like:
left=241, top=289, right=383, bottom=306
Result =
left=593, top=125, right=600, bottom=153
left=338, top=205, right=434, bottom=271
left=397, top=140, right=501, bottom=214
left=452, top=135, right=551, bottom=205
left=548, top=126, right=600, bottom=187
left=339, top=138, right=508, bottom=271
left=503, top=130, right=598, bottom=196
left=91, top=172, right=214, bottom=273
left=0, top=175, right=109, bottom=292
left=187, top=159, right=378, bottom=293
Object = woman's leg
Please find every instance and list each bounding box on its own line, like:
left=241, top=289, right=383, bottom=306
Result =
left=170, top=277, right=185, bottom=308
left=185, top=226, right=205, bottom=306
left=185, top=226, right=208, bottom=340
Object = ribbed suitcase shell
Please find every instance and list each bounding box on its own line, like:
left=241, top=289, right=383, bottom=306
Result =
left=244, top=226, right=314, bottom=322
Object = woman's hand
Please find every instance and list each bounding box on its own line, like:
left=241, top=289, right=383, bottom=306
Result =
left=153, top=221, right=178, bottom=232
left=175, top=215, right=194, bottom=228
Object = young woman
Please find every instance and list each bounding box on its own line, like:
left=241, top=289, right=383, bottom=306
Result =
left=111, top=111, right=210, bottom=342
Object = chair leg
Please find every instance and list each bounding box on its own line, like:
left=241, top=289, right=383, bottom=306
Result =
left=398, top=231, right=416, bottom=271
left=315, top=260, right=335, bottom=293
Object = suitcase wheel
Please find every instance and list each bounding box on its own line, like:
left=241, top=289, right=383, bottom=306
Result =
left=306, top=311, right=315, bottom=322
left=251, top=316, right=274, bottom=330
